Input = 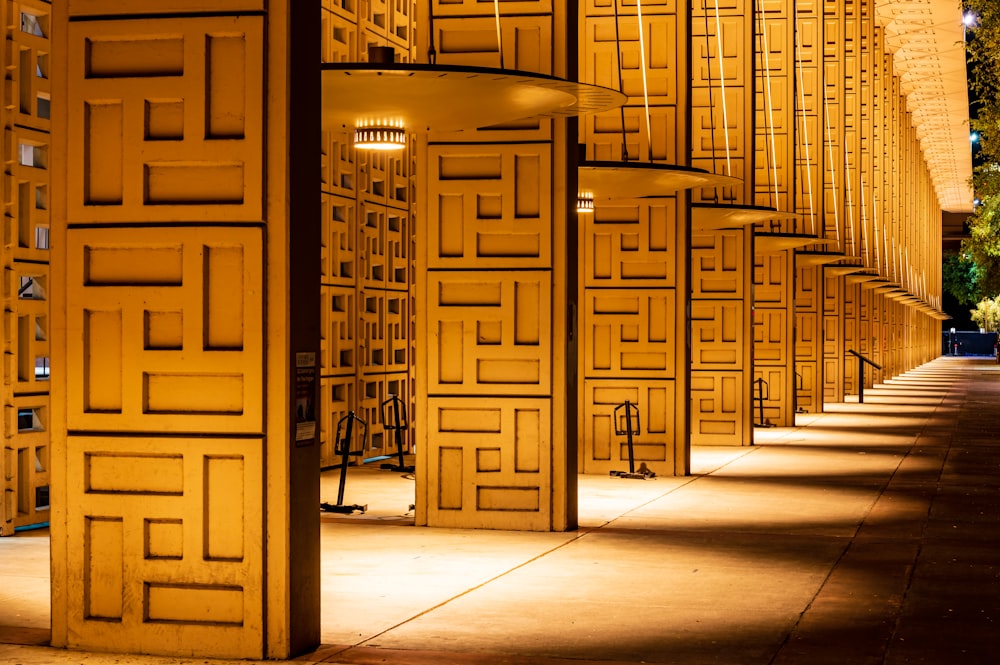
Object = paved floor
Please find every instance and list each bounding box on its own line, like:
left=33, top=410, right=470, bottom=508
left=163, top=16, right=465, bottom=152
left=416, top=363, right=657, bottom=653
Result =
left=1, top=355, right=998, bottom=664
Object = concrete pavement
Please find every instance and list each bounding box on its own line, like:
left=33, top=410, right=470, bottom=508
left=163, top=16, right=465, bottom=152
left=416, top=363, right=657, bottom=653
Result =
left=2, top=355, right=998, bottom=664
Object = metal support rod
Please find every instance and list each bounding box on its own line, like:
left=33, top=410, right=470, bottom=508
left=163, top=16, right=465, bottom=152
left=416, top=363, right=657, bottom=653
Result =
left=335, top=413, right=355, bottom=505
left=380, top=395, right=413, bottom=473
left=847, top=349, right=881, bottom=404
left=753, top=377, right=770, bottom=427
left=613, top=401, right=650, bottom=478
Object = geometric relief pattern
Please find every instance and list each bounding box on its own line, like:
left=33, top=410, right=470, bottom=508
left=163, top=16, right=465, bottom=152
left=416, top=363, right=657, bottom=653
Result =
left=319, top=375, right=356, bottom=468
left=753, top=249, right=795, bottom=426
left=584, top=290, right=676, bottom=377
left=582, top=380, right=675, bottom=476
left=427, top=144, right=552, bottom=270
left=794, top=263, right=822, bottom=416
left=691, top=301, right=742, bottom=369
left=427, top=272, right=551, bottom=396
left=584, top=202, right=678, bottom=287
left=691, top=372, right=742, bottom=444
left=321, top=285, right=357, bottom=376
left=65, top=435, right=262, bottom=657
left=426, top=397, right=550, bottom=531
left=2, top=0, right=53, bottom=534
left=359, top=372, right=410, bottom=459
left=691, top=228, right=751, bottom=446
left=692, top=230, right=745, bottom=298
left=66, top=16, right=265, bottom=223
left=65, top=227, right=264, bottom=433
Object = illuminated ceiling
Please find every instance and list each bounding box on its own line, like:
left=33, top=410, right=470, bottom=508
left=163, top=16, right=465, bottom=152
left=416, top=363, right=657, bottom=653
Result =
left=876, top=0, right=975, bottom=213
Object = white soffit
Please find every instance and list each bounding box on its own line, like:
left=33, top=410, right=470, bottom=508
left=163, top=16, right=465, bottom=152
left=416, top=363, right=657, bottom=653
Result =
left=876, top=0, right=975, bottom=213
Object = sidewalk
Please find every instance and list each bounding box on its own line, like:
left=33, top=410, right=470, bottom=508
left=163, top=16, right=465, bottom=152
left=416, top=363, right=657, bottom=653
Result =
left=1, top=356, right=997, bottom=664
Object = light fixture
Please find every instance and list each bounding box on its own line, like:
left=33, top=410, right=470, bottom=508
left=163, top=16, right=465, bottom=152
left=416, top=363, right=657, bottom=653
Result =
left=353, top=118, right=406, bottom=151
left=576, top=191, right=594, bottom=214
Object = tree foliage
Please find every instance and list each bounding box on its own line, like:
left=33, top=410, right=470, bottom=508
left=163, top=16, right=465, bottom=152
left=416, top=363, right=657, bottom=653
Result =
left=971, top=295, right=1000, bottom=332
left=942, top=251, right=981, bottom=305
left=961, top=2, right=1000, bottom=311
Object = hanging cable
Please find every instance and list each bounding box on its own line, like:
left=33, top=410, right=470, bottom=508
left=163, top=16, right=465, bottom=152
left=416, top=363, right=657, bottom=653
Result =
left=713, top=0, right=732, bottom=175
left=859, top=174, right=869, bottom=268
left=635, top=0, right=654, bottom=161
left=493, top=0, right=504, bottom=69
left=822, top=82, right=840, bottom=249
left=843, top=144, right=857, bottom=257
left=702, top=0, right=718, bottom=180
left=794, top=22, right=816, bottom=234
left=613, top=0, right=629, bottom=161
left=756, top=0, right=780, bottom=211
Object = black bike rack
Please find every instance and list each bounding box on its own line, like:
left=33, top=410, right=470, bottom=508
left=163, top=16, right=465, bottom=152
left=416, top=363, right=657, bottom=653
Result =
left=847, top=349, right=881, bottom=404
left=379, top=394, right=414, bottom=473
left=321, top=411, right=368, bottom=515
left=753, top=377, right=773, bottom=428
left=610, top=400, right=655, bottom=480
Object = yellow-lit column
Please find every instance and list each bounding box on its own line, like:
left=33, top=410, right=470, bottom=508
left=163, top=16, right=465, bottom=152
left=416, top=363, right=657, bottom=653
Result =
left=414, top=0, right=574, bottom=530
left=689, top=0, right=755, bottom=446
left=0, top=0, right=52, bottom=535
left=792, top=0, right=824, bottom=414
left=753, top=0, right=798, bottom=427
left=51, top=2, right=321, bottom=658
left=578, top=1, right=692, bottom=475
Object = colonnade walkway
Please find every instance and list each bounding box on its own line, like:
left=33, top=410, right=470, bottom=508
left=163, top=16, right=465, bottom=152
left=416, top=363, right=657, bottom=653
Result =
left=1, top=355, right=998, bottom=664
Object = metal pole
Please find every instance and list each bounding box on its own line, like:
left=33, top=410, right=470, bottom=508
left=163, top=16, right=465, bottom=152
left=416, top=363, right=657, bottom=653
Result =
left=858, top=356, right=865, bottom=404
left=336, top=414, right=355, bottom=505
left=625, top=401, right=636, bottom=474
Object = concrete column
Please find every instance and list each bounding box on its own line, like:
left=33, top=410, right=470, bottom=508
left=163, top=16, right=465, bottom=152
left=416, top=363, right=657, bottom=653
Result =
left=51, top=2, right=321, bottom=658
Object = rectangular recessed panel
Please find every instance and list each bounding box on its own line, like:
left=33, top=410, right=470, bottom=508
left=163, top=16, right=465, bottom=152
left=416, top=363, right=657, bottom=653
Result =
left=86, top=36, right=184, bottom=77
left=84, top=517, right=123, bottom=620
left=514, top=154, right=540, bottom=217
left=437, top=321, right=464, bottom=384
left=145, top=311, right=183, bottom=350
left=204, top=456, right=244, bottom=561
left=477, top=233, right=540, bottom=257
left=438, top=154, right=502, bottom=180
left=439, top=407, right=501, bottom=433
left=146, top=583, right=243, bottom=625
left=145, top=519, right=183, bottom=559
left=86, top=453, right=183, bottom=494
left=514, top=281, right=540, bottom=344
left=617, top=442, right=668, bottom=462
left=477, top=486, right=539, bottom=512
left=205, top=245, right=244, bottom=350
left=438, top=194, right=464, bottom=257
left=144, top=373, right=244, bottom=414
left=514, top=409, right=540, bottom=472
left=438, top=281, right=502, bottom=306
left=85, top=245, right=183, bottom=285
left=476, top=448, right=501, bottom=472
left=438, top=447, right=463, bottom=510
left=84, top=310, right=123, bottom=412
left=84, top=102, right=123, bottom=204
left=206, top=34, right=246, bottom=139
left=145, top=163, right=244, bottom=204
left=145, top=100, right=184, bottom=140
left=477, top=359, right=540, bottom=384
